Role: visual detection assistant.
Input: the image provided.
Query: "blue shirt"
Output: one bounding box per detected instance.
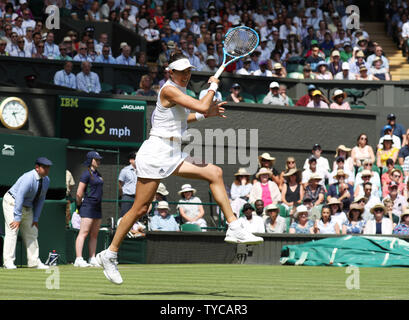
[8,169,50,222]
[380,123,406,141]
[80,169,103,204]
[73,54,92,62]
[44,42,60,59]
[76,71,101,93]
[118,164,137,195]
[115,54,136,66]
[150,214,179,231]
[54,70,77,89]
[95,55,117,64]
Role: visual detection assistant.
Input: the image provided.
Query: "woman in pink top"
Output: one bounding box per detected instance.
[249,168,281,206]
[330,89,351,110]
[351,133,376,168]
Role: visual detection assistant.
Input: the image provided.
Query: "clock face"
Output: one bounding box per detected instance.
[0,98,28,129]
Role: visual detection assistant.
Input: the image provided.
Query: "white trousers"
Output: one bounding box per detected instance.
[2,192,40,267]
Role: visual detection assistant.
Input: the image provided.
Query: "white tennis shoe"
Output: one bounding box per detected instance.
[74,257,90,268]
[96,249,123,285]
[88,257,101,267]
[224,222,264,245]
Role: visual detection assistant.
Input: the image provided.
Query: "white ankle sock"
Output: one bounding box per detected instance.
[229,219,241,229]
[106,249,118,258]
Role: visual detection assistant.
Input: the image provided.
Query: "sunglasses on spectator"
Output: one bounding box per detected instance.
[18,40,24,43]
[287,161,295,164]
[364,163,373,166]
[374,208,384,213]
[364,188,372,192]
[393,174,401,178]
[360,137,368,140]
[38,45,44,48]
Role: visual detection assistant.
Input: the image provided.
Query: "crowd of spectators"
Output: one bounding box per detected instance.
[0,0,393,97]
[227,114,409,235]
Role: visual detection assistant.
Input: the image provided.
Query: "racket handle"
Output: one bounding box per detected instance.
[214,65,225,79]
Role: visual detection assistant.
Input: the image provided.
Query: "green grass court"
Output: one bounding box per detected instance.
[0,264,408,300]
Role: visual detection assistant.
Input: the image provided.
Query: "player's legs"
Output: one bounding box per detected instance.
[109,178,160,252]
[173,161,263,244]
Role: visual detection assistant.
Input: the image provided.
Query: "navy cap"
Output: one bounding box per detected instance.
[231,83,241,89]
[128,151,136,159]
[87,151,102,160]
[387,113,396,120]
[308,84,316,91]
[336,156,345,162]
[35,157,53,166]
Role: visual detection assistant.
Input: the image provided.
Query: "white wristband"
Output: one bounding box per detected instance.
[208,82,218,92]
[195,112,206,121]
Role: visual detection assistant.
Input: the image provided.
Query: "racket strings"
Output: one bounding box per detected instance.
[225,28,258,57]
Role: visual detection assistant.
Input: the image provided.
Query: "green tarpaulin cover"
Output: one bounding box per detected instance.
[280,236,409,267]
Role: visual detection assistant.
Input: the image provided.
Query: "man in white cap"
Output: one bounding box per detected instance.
[115,45,136,66]
[150,201,179,232]
[262,81,285,105]
[201,55,217,72]
[334,62,356,80]
[239,203,265,234]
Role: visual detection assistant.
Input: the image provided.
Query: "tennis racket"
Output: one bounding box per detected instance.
[213,26,259,79]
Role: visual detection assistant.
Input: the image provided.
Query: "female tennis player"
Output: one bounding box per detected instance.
[96,53,263,284]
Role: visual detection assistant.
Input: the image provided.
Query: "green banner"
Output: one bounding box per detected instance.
[56,95,147,148]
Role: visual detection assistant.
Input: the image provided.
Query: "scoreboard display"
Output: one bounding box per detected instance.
[57,95,146,148]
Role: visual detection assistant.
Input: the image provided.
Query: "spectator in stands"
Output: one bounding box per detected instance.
[150,201,179,232]
[254,153,280,186]
[314,61,333,80]
[120,9,135,32]
[367,46,389,72]
[349,50,368,75]
[271,62,287,78]
[328,197,348,230]
[286,32,302,58]
[328,50,343,76]
[262,81,285,105]
[94,33,110,56]
[9,35,26,57]
[305,43,324,71]
[117,151,137,218]
[327,168,354,203]
[378,125,401,150]
[313,205,339,234]
[71,0,88,20]
[377,135,399,169]
[364,203,393,235]
[73,43,90,62]
[381,114,406,145]
[86,38,98,62]
[279,156,298,187]
[118,217,146,238]
[0,39,8,56]
[304,173,325,207]
[333,145,354,175]
[279,84,294,106]
[381,161,400,196]
[329,89,351,110]
[306,90,329,109]
[302,26,318,52]
[342,203,366,234]
[249,168,281,206]
[32,41,46,59]
[160,24,180,46]
[301,64,317,79]
[356,64,379,80]
[236,57,252,75]
[253,60,273,77]
[201,55,218,73]
[360,182,379,221]
[56,43,73,61]
[320,31,335,56]
[6,31,18,54]
[169,10,186,34]
[351,133,376,168]
[95,44,116,64]
[21,8,35,34]
[12,15,24,36]
[334,62,356,80]
[226,83,243,103]
[177,184,207,231]
[230,168,252,202]
[54,61,76,89]
[385,181,408,219]
[44,31,59,59]
[302,148,329,188]
[393,209,409,235]
[281,168,303,211]
[86,1,101,21]
[62,37,76,58]
[289,205,314,234]
[116,45,136,66]
[264,203,287,233]
[398,130,409,178]
[99,0,115,21]
[134,74,157,97]
[355,169,381,199]
[148,183,169,218]
[239,203,265,234]
[76,61,101,94]
[144,18,161,61]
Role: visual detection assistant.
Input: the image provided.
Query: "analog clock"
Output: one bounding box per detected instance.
[0,97,28,129]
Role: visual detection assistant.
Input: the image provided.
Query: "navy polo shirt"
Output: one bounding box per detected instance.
[80,169,103,204]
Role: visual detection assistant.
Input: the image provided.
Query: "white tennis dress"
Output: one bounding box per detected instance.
[135,79,190,179]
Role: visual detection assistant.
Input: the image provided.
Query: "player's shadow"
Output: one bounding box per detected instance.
[100,291,254,298]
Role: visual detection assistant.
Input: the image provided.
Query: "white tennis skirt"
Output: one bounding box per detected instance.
[135,135,188,179]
